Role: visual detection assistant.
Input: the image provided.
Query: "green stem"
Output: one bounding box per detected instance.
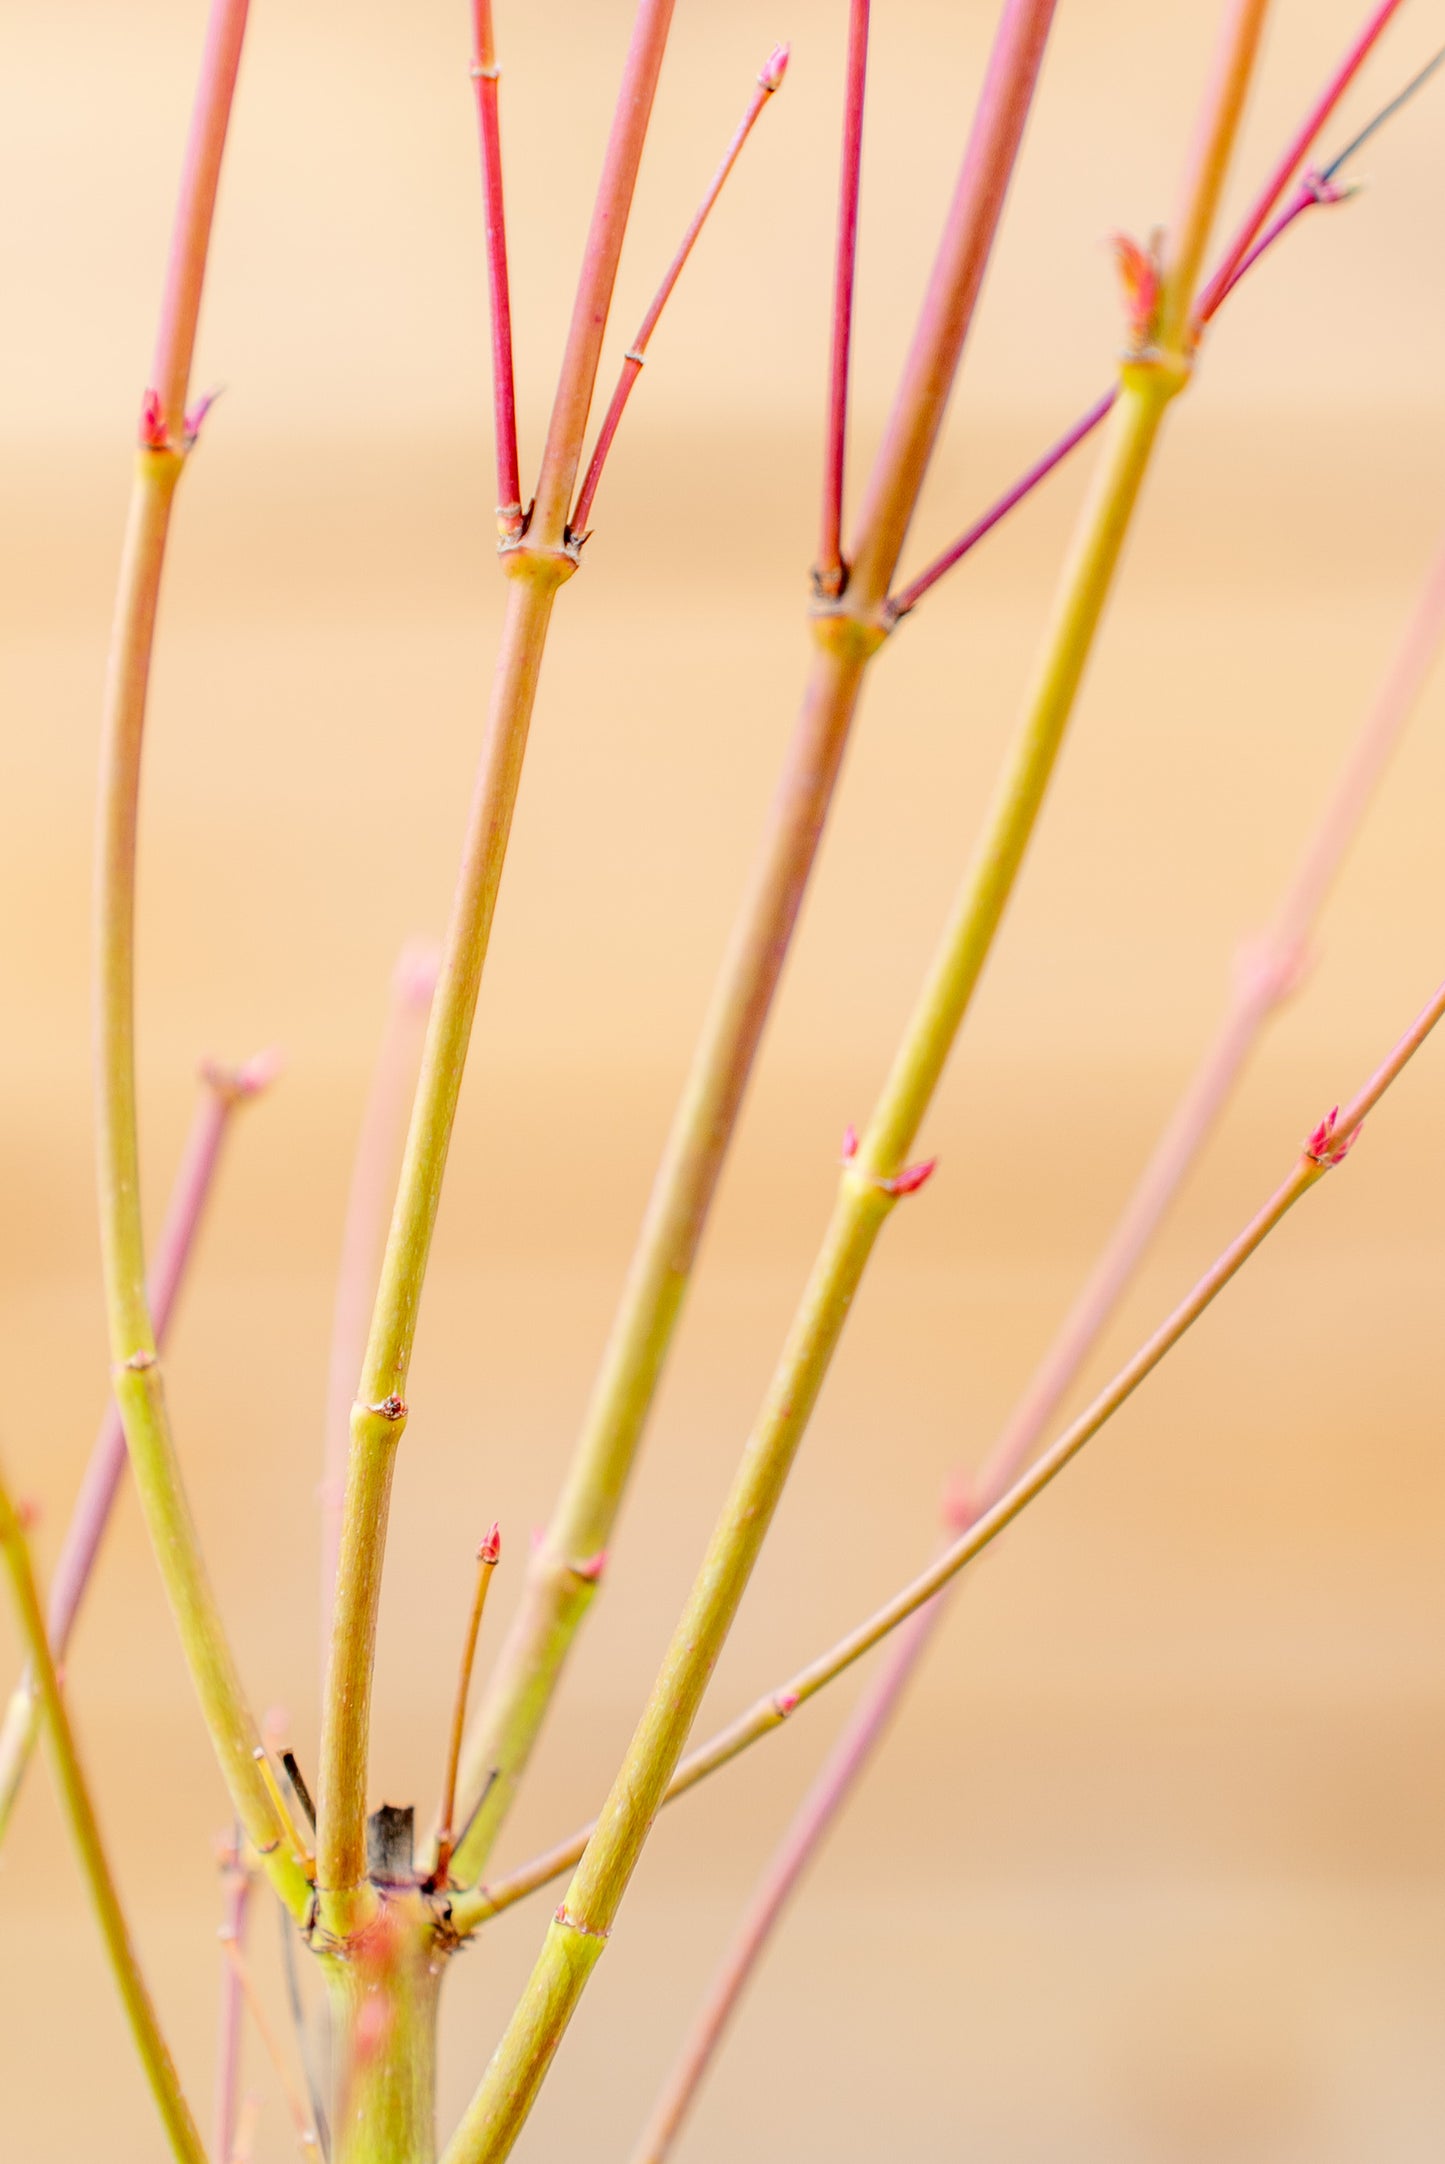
[316,559,567,1929]
[0,1457,209,2164]
[95,451,310,1920]
[323,1891,449,2164]
[444,624,876,1882]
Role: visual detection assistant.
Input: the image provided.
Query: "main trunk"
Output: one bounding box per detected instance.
[323,1891,448,2164]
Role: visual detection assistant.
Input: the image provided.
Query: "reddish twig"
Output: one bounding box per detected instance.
[816,0,871,598]
[470,1,524,538]
[213,1837,253,2164]
[530,0,679,549]
[571,41,789,537]
[433,1524,501,1891]
[842,0,1060,613]
[150,0,250,441]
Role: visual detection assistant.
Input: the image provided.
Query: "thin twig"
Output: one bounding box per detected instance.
[624,522,1445,2161]
[531,0,679,548]
[220,1934,322,2157]
[816,0,871,598]
[320,944,437,1685]
[572,41,789,537]
[92,0,309,1918]
[0,1050,277,1844]
[843,0,1062,612]
[434,1525,500,1890]
[0,1461,208,2164]
[470,0,523,536]
[215,1835,253,2164]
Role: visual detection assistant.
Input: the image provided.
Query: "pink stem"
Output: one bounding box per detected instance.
[150,0,250,441]
[629,528,1445,2160]
[843,0,1060,611]
[816,0,871,600]
[572,42,789,537]
[529,0,679,550]
[889,390,1116,618]
[319,944,438,1678]
[470,1,524,538]
[213,1842,252,2164]
[48,1053,277,1656]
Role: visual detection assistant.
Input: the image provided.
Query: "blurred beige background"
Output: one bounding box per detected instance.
[2,2,1444,2158]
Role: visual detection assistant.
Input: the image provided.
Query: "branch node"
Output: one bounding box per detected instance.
[553,1904,609,1941]
[1304,1105,1361,1169]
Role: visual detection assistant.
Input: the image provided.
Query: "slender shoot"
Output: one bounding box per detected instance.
[434,1524,501,1890]
[816,0,870,598]
[219,1934,322,2157]
[0,1461,208,2164]
[470,0,524,536]
[572,42,789,535]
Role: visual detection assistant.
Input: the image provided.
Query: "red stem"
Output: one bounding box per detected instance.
[572,42,789,536]
[150,0,250,440]
[530,0,678,549]
[816,0,871,599]
[470,1,523,537]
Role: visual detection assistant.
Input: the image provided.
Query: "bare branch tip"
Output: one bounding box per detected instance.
[760,42,791,93]
[392,938,442,1010]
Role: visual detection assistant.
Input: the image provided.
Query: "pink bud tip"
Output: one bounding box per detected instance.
[774,1689,800,1717]
[940,1476,976,1533]
[237,1045,286,1097]
[393,939,442,1011]
[1108,231,1160,340]
[138,389,169,451]
[478,1522,502,1565]
[1305,1106,1361,1169]
[882,1156,937,1198]
[572,1547,607,1584]
[183,387,222,445]
[841,1123,859,1161]
[16,1497,40,1533]
[760,42,790,90]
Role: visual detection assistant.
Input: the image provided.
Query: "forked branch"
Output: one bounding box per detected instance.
[572,40,789,536]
